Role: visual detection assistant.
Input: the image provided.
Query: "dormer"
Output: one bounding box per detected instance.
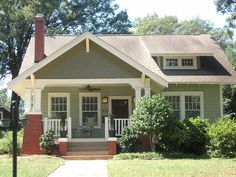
[163,56,197,69]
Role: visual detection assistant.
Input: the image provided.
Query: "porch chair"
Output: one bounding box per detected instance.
[79,117,95,136]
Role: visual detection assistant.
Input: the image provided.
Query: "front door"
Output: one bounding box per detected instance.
[111,99,129,118]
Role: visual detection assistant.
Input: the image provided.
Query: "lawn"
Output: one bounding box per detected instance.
[0,155,64,177]
[108,158,236,177]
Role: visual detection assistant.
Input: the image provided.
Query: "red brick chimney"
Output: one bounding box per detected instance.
[35,14,45,63]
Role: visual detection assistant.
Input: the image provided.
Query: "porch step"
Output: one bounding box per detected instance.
[67,150,109,156]
[62,155,114,160]
[68,142,108,151]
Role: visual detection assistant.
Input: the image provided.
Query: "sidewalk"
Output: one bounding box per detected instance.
[48,160,108,177]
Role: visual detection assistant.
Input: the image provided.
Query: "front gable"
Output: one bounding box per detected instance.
[35,40,141,79]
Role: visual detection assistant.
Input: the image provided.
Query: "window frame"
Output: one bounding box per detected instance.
[163,56,197,70]
[48,93,70,118]
[79,92,101,128]
[0,111,3,120]
[162,91,204,120]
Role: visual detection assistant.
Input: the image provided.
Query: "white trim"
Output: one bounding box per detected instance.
[0,111,3,120]
[163,56,197,70]
[151,53,213,56]
[70,138,106,143]
[79,92,101,128]
[58,138,68,143]
[220,84,223,117]
[162,91,204,120]
[8,32,168,89]
[108,96,132,118]
[25,112,42,115]
[0,103,10,112]
[108,137,118,141]
[48,92,70,118]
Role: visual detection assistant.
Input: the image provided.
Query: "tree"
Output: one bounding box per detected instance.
[215,0,236,28]
[0,88,10,108]
[0,0,132,120]
[131,95,172,151]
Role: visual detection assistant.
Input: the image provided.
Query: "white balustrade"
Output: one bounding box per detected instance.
[43,117,72,139]
[114,118,130,136]
[105,117,109,140]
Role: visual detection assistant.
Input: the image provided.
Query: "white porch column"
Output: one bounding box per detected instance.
[34,88,42,113]
[134,87,142,103]
[25,88,32,113]
[144,88,151,96]
[144,78,151,97]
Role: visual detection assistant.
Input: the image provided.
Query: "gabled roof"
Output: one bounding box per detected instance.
[8,32,168,88]
[0,102,10,112]
[8,32,236,90]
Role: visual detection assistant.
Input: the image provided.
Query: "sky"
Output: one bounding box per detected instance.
[116,0,227,28]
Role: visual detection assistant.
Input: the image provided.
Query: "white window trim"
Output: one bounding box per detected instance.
[163,56,197,70]
[48,93,70,118]
[162,91,204,120]
[0,111,3,120]
[79,92,101,128]
[108,96,132,118]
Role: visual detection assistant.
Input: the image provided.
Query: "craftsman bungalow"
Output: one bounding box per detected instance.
[7,14,236,155]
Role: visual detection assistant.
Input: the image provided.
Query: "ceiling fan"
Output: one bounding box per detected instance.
[80,85,101,92]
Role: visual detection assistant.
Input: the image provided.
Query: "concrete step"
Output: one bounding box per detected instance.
[68,146,108,152]
[67,150,109,156]
[62,155,114,160]
[68,142,108,147]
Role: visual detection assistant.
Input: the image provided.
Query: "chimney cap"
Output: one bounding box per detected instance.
[35,13,44,18]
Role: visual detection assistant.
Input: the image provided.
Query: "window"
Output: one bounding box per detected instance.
[182,58,193,66]
[163,56,197,69]
[185,96,201,119]
[0,112,3,120]
[79,93,101,128]
[162,92,203,120]
[165,96,180,119]
[166,58,178,67]
[48,93,70,119]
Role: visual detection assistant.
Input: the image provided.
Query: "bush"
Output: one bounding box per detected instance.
[131,95,172,151]
[40,130,55,155]
[182,118,209,155]
[208,118,236,158]
[0,130,23,155]
[114,152,163,160]
[118,127,139,153]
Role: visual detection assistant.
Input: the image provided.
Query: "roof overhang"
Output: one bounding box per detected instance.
[8,32,168,90]
[151,53,213,56]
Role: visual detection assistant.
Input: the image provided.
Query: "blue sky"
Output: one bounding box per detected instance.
[116,0,227,28]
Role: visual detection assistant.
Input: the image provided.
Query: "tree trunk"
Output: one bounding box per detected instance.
[149,135,156,152]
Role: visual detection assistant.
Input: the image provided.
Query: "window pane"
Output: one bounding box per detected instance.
[182,58,193,66]
[185,96,200,119]
[166,59,178,67]
[165,96,180,119]
[50,96,68,118]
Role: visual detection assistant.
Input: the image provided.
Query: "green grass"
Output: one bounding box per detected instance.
[0,155,64,177]
[108,158,236,177]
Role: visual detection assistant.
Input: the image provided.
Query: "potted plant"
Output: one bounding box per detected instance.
[108,114,115,137]
[60,116,67,138]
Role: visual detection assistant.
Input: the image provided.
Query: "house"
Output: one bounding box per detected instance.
[7,14,236,155]
[0,102,11,129]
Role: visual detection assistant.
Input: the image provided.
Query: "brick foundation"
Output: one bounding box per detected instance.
[59,138,68,156]
[21,114,43,154]
[108,137,117,155]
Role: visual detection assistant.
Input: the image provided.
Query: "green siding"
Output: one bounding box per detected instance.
[41,86,134,129]
[163,84,221,121]
[35,40,141,79]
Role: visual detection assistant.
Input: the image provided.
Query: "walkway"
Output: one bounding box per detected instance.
[48,160,108,177]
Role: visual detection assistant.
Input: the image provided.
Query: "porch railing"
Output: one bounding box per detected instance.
[43,117,72,140]
[114,118,130,136]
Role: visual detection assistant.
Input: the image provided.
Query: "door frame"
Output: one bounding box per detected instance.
[79,92,101,128]
[108,96,132,118]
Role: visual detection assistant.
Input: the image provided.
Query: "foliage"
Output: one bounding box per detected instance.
[182,118,209,155]
[118,127,139,153]
[131,95,172,151]
[39,130,55,155]
[0,130,23,155]
[208,118,236,157]
[215,0,236,28]
[0,0,132,119]
[114,152,163,160]
[0,88,10,108]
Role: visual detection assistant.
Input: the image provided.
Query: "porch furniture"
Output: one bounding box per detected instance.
[79,117,95,136]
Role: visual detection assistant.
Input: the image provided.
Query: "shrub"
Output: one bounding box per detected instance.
[118,127,139,153]
[114,152,163,160]
[131,95,172,151]
[40,130,55,155]
[208,118,236,158]
[0,130,23,155]
[182,118,209,155]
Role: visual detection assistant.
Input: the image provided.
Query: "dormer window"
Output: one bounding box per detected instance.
[163,56,197,69]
